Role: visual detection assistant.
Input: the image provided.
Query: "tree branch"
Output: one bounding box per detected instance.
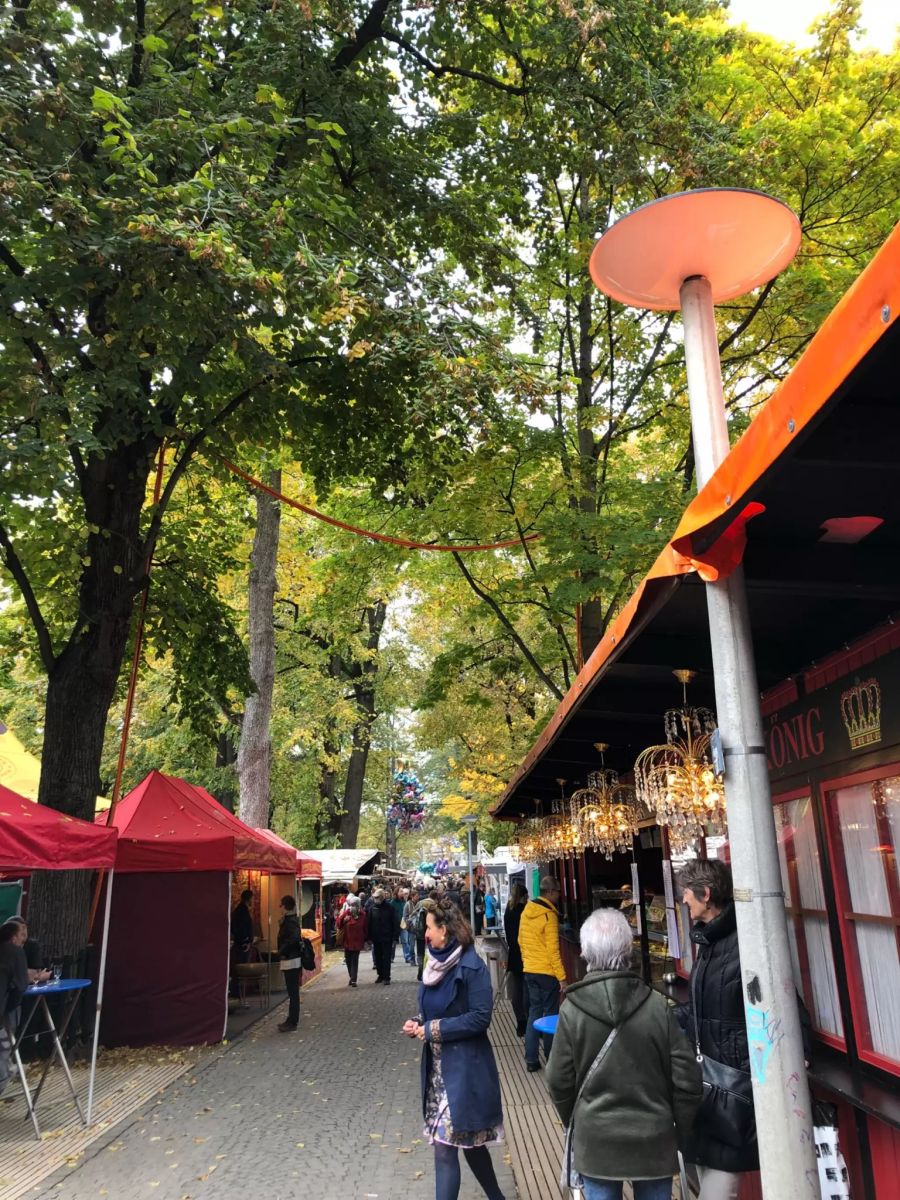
[381,28,527,96]
[717,278,776,357]
[451,552,563,701]
[141,376,272,556]
[0,522,56,671]
[128,0,147,89]
[330,0,394,73]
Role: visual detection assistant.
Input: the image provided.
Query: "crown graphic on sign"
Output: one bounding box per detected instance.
[840,678,881,750]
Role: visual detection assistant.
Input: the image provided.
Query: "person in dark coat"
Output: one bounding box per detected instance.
[677,859,764,1199]
[502,884,529,1037]
[547,908,702,1200]
[336,894,368,986]
[277,895,303,1032]
[368,889,400,984]
[0,920,49,1093]
[403,897,506,1200]
[230,889,254,960]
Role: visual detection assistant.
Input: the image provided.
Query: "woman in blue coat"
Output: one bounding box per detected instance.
[402,896,506,1200]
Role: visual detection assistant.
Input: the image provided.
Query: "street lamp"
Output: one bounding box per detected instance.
[590,189,815,1200]
[460,814,478,932]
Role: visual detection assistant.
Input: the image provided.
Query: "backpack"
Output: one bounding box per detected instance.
[300,937,316,972]
[411,903,427,938]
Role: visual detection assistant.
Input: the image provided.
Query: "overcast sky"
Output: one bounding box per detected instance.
[727,0,897,50]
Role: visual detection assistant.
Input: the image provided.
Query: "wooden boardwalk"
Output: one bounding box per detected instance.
[489,993,683,1200]
[0,1045,205,1200]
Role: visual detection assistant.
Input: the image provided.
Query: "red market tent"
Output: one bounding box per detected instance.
[108,770,296,872]
[0,784,117,870]
[254,828,322,879]
[0,784,118,1128]
[100,771,295,1047]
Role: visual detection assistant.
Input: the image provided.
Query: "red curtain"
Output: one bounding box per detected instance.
[100,871,228,1046]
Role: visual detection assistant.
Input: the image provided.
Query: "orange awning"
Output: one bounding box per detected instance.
[493,222,900,819]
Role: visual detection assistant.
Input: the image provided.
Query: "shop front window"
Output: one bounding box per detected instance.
[773,793,844,1045]
[825,770,900,1072]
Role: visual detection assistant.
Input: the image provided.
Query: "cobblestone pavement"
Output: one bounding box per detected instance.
[36,956,517,1200]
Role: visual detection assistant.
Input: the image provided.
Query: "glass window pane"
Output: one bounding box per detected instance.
[774,796,843,1042]
[832,775,900,1067]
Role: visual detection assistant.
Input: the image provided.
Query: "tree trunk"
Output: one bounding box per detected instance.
[237,469,281,830]
[216,727,239,812]
[314,731,341,845]
[337,600,386,848]
[30,438,159,955]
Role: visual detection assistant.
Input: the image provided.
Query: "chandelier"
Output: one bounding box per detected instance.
[634,670,726,850]
[570,744,638,860]
[539,780,581,860]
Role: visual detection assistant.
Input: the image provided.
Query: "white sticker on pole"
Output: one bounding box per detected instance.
[630,862,641,934]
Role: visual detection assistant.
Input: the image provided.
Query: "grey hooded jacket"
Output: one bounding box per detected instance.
[546,970,702,1181]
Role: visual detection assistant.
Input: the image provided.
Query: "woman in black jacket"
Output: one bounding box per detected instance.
[678,859,753,1200]
[502,884,528,1037]
[277,895,303,1032]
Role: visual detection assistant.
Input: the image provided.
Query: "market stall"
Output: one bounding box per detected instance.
[493,223,900,1195]
[0,782,118,1130]
[100,770,295,1046]
[313,848,382,947]
[254,829,323,981]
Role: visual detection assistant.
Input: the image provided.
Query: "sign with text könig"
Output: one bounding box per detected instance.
[764,647,900,784]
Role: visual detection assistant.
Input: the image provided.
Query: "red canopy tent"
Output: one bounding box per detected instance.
[100,771,295,1046]
[0,784,118,1128]
[254,828,322,879]
[0,784,117,870]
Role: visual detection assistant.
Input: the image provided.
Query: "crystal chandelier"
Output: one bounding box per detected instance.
[570,744,638,860]
[539,780,581,860]
[634,670,726,850]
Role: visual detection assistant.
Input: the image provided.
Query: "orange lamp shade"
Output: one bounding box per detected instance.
[589,189,801,311]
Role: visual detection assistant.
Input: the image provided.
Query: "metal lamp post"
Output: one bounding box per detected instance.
[590,189,816,1200]
[461,814,478,931]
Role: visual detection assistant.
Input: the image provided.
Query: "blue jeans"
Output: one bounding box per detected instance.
[523,972,559,1066]
[581,1177,672,1200]
[399,927,415,964]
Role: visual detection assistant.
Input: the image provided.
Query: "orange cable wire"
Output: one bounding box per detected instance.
[213,455,541,552]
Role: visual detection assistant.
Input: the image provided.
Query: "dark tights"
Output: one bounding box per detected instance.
[433,1142,505,1200]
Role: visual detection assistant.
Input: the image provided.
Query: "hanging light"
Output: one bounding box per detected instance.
[570,744,639,860]
[538,780,578,860]
[634,670,726,850]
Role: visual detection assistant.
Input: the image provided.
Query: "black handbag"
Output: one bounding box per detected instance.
[691,963,755,1148]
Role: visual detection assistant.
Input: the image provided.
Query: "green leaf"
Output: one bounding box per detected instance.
[91,87,120,114]
[142,34,168,53]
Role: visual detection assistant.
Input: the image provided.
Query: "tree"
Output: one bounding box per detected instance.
[237,469,281,829]
[0,0,524,948]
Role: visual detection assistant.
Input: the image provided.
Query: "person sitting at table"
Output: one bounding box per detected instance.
[6,915,45,976]
[0,920,50,1094]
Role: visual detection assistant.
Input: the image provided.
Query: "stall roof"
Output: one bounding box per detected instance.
[494,222,900,818]
[254,828,322,879]
[313,848,382,884]
[0,784,117,871]
[108,771,297,873]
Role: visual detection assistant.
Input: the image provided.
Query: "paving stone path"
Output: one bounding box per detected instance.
[36,956,517,1200]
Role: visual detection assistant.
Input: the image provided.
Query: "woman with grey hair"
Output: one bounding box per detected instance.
[546,908,702,1200]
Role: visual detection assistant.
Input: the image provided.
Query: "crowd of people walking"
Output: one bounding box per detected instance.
[319,860,790,1200]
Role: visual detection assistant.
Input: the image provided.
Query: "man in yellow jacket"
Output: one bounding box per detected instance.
[519,876,566,1071]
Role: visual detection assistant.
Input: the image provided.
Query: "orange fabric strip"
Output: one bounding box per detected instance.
[214,456,541,553]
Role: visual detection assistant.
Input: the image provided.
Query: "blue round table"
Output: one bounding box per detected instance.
[13,978,92,1137]
[533,1014,559,1036]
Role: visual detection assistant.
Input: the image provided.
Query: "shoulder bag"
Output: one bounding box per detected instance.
[690,959,755,1148]
[559,993,648,1193]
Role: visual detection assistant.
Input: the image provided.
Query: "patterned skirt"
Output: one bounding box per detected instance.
[423,1044,505,1149]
